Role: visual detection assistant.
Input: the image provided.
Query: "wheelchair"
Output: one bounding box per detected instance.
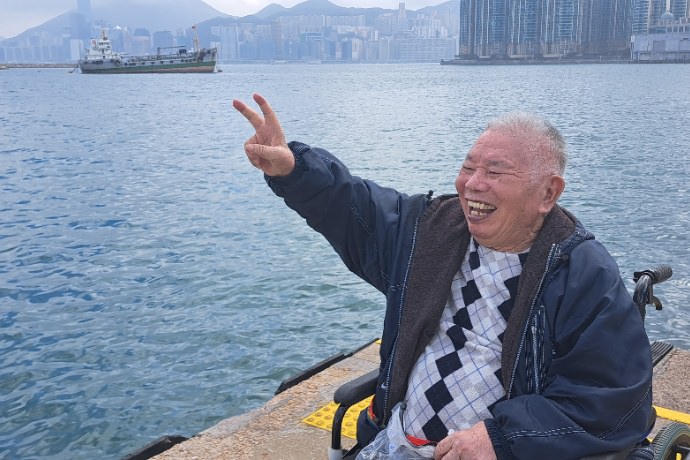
[329,265,690,460]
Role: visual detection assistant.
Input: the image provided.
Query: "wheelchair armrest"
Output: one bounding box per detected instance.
[330,369,379,458]
[334,368,379,406]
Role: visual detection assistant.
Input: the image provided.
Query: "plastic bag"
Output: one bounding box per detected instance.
[356,402,435,460]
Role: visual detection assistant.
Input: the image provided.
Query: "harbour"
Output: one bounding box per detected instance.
[0,63,688,459]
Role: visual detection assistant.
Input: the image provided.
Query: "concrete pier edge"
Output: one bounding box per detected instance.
[141,342,689,460]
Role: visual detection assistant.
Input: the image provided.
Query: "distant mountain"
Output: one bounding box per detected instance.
[2,0,226,42]
[1,0,454,45]
[92,0,226,31]
[253,0,458,22]
[417,0,459,15]
[282,0,352,15]
[188,0,456,48]
[3,12,75,44]
[253,3,288,20]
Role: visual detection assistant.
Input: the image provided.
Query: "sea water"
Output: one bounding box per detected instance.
[0,63,688,459]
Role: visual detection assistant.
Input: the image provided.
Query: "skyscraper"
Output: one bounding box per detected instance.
[506,0,541,57]
[71,0,92,40]
[77,0,92,26]
[580,0,632,55]
[670,0,690,18]
[632,0,668,33]
[459,0,655,59]
[540,0,583,55]
[458,0,510,58]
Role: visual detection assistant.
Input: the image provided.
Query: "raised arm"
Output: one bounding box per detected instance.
[232,93,295,177]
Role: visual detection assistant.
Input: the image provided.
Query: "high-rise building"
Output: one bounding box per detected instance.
[70,0,92,40]
[580,0,632,55]
[632,0,669,33]
[77,0,92,25]
[539,0,583,56]
[458,0,474,56]
[215,25,239,62]
[505,0,541,57]
[605,0,634,51]
[670,0,690,18]
[459,0,649,59]
[131,28,151,55]
[152,31,174,51]
[459,0,510,58]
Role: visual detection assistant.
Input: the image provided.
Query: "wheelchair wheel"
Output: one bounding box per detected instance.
[651,421,690,460]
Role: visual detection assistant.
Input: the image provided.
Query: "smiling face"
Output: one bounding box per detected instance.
[455,129,565,252]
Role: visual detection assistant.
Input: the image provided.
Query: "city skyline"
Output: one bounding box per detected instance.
[0,0,446,39]
[2,0,688,64]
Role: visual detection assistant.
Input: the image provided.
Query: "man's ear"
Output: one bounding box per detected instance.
[539,175,565,213]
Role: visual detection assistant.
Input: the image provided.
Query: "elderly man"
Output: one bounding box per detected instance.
[233,94,653,460]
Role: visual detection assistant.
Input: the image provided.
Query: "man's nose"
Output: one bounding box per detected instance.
[464,170,487,190]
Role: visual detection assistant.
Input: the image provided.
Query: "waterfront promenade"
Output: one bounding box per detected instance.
[146,342,690,460]
[2,63,75,68]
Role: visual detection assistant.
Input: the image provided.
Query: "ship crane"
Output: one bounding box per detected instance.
[156,46,189,58]
[192,24,201,53]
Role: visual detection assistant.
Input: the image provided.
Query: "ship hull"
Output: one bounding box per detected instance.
[80,59,216,74]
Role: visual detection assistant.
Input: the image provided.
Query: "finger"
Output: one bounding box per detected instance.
[245,143,277,159]
[244,143,269,165]
[231,99,246,111]
[244,143,263,168]
[434,437,451,460]
[253,93,281,128]
[233,99,265,130]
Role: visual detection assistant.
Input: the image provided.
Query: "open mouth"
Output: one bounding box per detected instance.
[467,199,496,217]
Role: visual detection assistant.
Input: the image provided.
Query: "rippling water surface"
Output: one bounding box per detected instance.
[0,64,688,459]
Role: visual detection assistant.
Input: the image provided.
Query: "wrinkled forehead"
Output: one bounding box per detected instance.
[463,150,518,169]
[463,129,531,163]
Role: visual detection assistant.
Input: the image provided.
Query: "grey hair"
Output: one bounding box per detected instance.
[486,112,567,178]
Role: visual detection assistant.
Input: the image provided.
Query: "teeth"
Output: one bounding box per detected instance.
[467,200,495,210]
[467,200,496,216]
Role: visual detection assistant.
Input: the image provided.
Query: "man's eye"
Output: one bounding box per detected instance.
[461,165,474,173]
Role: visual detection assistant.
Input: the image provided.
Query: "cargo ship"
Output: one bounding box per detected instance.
[79,27,217,74]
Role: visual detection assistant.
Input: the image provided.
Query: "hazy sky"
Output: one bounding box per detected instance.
[0,0,443,39]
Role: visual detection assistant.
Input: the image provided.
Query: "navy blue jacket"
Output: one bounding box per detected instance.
[268,142,653,460]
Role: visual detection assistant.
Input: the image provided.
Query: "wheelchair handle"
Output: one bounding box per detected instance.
[633,265,673,285]
[632,265,672,318]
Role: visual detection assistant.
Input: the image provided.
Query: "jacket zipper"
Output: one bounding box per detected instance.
[507,244,559,399]
[531,306,545,394]
[382,217,420,426]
